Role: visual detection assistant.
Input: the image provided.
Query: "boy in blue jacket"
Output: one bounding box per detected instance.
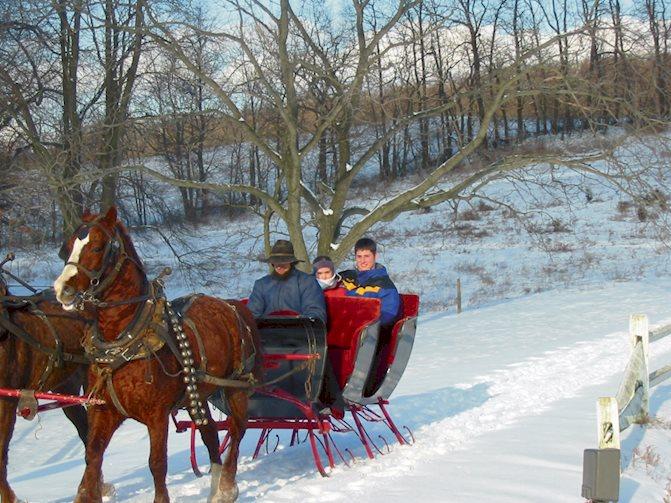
[339,237,400,328]
[248,239,343,418]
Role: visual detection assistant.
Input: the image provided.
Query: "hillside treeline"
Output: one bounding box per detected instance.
[0,0,670,256]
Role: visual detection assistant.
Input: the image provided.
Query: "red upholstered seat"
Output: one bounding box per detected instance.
[324,296,381,389]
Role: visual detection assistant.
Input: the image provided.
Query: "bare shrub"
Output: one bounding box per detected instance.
[480,274,495,286]
[617,200,633,214]
[576,252,600,270]
[459,208,481,221]
[548,241,573,252]
[455,262,487,275]
[370,225,396,242]
[550,219,571,233]
[637,205,649,222]
[454,223,490,238]
[542,264,568,275]
[477,200,495,212]
[631,445,661,471]
[664,477,671,503]
[635,414,671,429]
[427,221,450,233]
[642,188,668,211]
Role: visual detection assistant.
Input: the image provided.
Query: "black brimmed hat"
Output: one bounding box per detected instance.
[262,239,302,265]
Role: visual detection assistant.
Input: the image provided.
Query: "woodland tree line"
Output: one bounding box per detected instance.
[1,0,670,266]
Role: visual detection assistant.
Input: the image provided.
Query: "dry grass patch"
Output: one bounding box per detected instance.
[632,445,661,471]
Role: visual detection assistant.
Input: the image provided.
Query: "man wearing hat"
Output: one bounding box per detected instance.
[248,239,326,321]
[248,240,344,418]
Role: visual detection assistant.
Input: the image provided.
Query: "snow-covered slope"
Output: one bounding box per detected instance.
[8,279,671,502]
[4,131,671,501]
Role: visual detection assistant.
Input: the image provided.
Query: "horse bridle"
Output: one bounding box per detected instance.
[59,219,130,309]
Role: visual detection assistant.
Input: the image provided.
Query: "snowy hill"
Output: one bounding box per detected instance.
[4,132,671,501]
[7,280,671,502]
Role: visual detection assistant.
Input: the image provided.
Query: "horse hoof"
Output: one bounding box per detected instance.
[73,488,101,503]
[207,484,239,503]
[0,489,20,503]
[101,482,116,498]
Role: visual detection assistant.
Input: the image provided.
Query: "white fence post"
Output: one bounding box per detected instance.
[583,316,671,501]
[630,314,650,420]
[597,397,620,449]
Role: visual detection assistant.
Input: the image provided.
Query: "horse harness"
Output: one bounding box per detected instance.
[84,278,259,424]
[0,291,90,391]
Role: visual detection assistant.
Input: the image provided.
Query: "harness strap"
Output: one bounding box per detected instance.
[90,365,130,417]
[0,314,89,364]
[106,375,130,417]
[196,360,310,390]
[95,294,152,309]
[198,372,258,389]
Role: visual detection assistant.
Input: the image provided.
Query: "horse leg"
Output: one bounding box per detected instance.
[0,398,19,503]
[63,404,88,444]
[147,414,171,503]
[61,405,115,497]
[209,389,247,503]
[198,405,223,468]
[74,408,124,503]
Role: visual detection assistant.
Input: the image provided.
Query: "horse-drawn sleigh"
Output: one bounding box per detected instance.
[0,207,419,502]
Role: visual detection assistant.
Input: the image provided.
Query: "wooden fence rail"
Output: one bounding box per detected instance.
[582,314,671,502]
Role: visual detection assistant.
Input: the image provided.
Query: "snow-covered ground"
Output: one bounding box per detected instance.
[6,280,671,502]
[4,131,671,501]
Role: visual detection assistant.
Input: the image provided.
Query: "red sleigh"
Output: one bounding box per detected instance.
[173,293,420,475]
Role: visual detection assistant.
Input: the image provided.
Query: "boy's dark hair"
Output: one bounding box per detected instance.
[354,237,377,254]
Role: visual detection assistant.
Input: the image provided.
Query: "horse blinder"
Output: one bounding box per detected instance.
[58,242,69,262]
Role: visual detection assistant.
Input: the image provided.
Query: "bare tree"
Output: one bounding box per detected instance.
[0,0,147,233]
[96,0,146,210]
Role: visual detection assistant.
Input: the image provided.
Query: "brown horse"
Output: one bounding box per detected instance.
[54,206,262,503]
[0,260,91,503]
